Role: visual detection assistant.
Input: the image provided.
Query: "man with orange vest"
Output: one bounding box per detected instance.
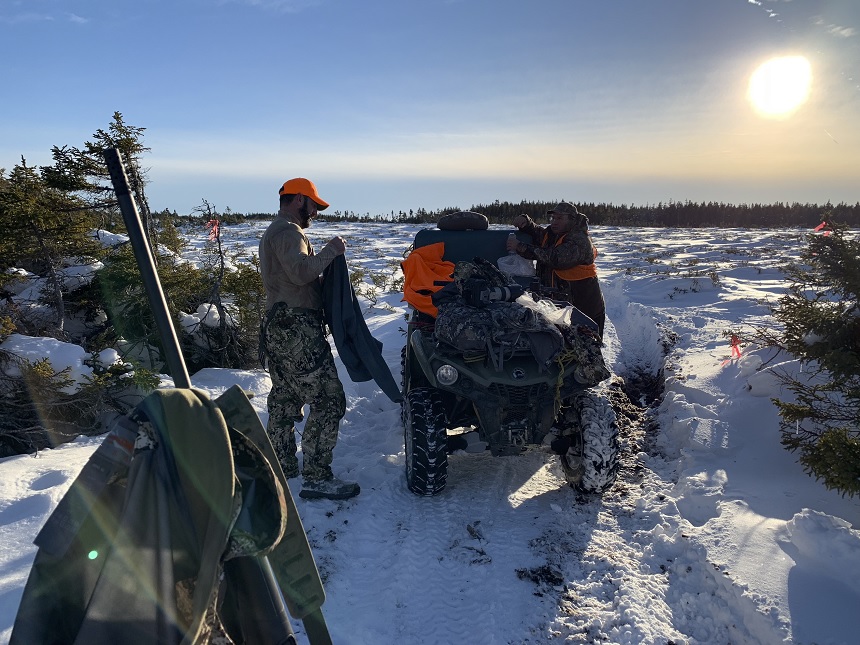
[506,201,606,339]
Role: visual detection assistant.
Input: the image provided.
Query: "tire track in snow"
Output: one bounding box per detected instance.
[508,280,785,644]
[440,449,567,642]
[516,430,782,644]
[300,448,583,644]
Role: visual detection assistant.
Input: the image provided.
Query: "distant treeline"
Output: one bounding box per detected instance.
[461,199,860,229]
[174,199,860,229]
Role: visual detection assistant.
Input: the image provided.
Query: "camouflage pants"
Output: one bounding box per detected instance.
[263,306,346,482]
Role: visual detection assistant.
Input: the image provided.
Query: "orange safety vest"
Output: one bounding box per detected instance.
[541,231,598,282]
[400,242,455,317]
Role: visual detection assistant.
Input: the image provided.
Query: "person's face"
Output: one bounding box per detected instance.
[549,212,572,235]
[296,195,318,229]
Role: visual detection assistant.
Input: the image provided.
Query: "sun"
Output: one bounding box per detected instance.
[748,56,812,118]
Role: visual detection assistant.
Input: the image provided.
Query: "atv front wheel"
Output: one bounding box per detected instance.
[559,389,620,494]
[403,387,448,496]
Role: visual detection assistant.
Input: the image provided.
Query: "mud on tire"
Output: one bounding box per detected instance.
[403,387,448,496]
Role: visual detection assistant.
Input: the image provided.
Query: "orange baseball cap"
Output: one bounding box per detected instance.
[278,177,330,210]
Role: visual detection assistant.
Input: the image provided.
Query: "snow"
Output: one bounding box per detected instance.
[2,222,859,644]
[1,333,93,394]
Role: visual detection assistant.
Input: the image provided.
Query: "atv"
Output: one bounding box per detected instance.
[401,225,620,496]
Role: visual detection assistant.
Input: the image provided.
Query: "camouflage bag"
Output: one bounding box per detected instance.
[433,259,610,384]
[434,299,566,369]
[433,260,565,370]
[451,257,510,288]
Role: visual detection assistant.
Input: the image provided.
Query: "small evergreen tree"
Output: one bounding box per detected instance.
[153,208,186,255]
[96,243,209,373]
[768,220,860,497]
[41,111,155,243]
[0,347,158,457]
[0,160,101,337]
[221,252,265,366]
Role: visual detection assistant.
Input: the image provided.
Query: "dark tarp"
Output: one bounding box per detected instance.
[322,254,403,403]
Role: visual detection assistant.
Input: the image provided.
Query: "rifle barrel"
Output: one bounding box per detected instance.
[102,148,191,389]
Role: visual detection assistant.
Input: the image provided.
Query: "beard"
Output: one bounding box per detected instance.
[299,201,313,229]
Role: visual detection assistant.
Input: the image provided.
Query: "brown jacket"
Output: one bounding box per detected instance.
[259,216,338,311]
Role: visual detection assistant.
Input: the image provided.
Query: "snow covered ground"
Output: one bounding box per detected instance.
[2,221,859,644]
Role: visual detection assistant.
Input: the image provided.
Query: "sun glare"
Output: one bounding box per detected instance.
[748,56,812,118]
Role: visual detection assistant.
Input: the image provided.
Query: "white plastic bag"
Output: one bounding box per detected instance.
[515,294,573,326]
[497,253,535,278]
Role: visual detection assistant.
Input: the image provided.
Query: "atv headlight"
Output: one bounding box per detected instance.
[436,364,459,386]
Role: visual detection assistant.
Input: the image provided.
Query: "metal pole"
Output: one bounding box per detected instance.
[102,148,191,389]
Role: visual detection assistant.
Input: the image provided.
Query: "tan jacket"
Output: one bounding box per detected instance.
[259,216,337,311]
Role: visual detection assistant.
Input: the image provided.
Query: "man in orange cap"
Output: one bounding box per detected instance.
[506,201,605,339]
[259,178,359,500]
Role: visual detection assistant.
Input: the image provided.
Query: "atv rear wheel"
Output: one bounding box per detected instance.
[403,387,448,496]
[559,389,619,494]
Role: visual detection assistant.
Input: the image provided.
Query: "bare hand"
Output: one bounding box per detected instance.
[506,236,520,253]
[512,214,528,229]
[327,236,346,255]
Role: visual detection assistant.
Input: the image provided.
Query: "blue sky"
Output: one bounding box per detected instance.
[2,0,858,216]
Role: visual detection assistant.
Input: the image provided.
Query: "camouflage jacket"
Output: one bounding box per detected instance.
[516,215,596,286]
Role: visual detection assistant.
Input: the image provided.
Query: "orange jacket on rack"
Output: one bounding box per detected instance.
[401,242,455,317]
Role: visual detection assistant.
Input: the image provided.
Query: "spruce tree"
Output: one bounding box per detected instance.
[769,221,860,497]
[0,160,101,336]
[41,111,155,243]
